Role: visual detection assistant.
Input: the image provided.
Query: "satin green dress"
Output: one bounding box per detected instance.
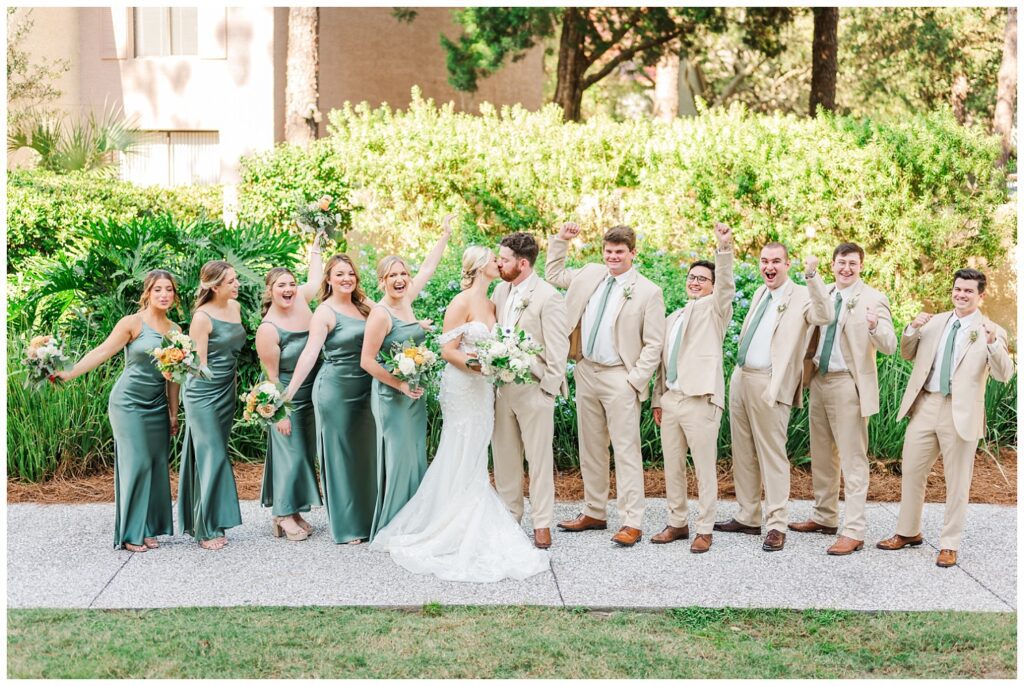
[259,324,323,517]
[369,313,428,540]
[177,312,246,541]
[314,309,377,543]
[109,322,175,548]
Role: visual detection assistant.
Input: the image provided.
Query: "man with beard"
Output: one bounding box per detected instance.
[714,242,833,552]
[491,232,569,549]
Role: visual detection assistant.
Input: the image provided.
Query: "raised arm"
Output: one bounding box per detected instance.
[360,307,423,399]
[54,315,136,381]
[298,231,326,303]
[544,222,581,290]
[255,322,282,384]
[866,293,898,356]
[712,223,736,319]
[802,255,834,326]
[409,213,455,301]
[901,312,932,361]
[283,306,334,400]
[984,322,1015,383]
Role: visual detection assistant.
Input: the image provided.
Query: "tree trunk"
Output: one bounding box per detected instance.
[809,7,839,117]
[285,7,319,146]
[994,7,1016,168]
[951,73,969,125]
[554,8,588,122]
[652,50,681,122]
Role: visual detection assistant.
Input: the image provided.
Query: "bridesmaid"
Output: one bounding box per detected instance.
[286,253,378,544]
[177,260,246,550]
[361,215,454,540]
[255,233,326,541]
[55,270,181,552]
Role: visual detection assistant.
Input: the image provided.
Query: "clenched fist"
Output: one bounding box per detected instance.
[864,304,878,331]
[910,311,933,330]
[714,222,733,249]
[557,222,581,241]
[982,322,997,344]
[803,254,820,275]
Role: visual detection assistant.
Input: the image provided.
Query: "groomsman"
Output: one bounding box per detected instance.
[878,268,1013,567]
[714,242,833,551]
[546,222,665,546]
[650,222,735,554]
[491,232,570,550]
[788,243,897,555]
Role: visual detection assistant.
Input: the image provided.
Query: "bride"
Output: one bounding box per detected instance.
[369,246,550,582]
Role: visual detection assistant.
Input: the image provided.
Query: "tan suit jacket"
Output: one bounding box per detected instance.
[652,248,735,410]
[897,311,1014,441]
[491,275,570,398]
[738,274,834,407]
[544,235,666,401]
[802,280,898,417]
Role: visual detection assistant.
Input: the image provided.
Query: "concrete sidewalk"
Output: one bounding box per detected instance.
[7,499,1015,612]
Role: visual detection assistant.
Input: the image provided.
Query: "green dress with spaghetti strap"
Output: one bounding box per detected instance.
[108,321,175,547]
[177,312,246,541]
[369,312,428,540]
[259,323,323,517]
[313,309,377,543]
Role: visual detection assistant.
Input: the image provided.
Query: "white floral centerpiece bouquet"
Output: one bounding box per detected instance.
[149,331,209,383]
[22,334,72,388]
[382,338,442,392]
[475,325,544,387]
[241,380,292,426]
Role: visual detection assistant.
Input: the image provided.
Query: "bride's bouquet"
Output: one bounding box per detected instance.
[149,331,209,383]
[382,339,442,392]
[22,334,72,389]
[475,325,544,387]
[240,380,292,426]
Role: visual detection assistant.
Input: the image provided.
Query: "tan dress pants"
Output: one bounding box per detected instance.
[660,390,721,534]
[492,383,556,530]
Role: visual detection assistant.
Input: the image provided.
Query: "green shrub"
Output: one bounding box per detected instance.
[6,170,221,272]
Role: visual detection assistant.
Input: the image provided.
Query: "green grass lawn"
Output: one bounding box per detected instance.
[7,606,1016,679]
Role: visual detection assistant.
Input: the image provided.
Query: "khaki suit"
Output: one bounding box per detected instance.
[490,275,570,530]
[730,274,833,533]
[545,236,666,528]
[803,280,898,539]
[894,311,1013,550]
[651,249,734,534]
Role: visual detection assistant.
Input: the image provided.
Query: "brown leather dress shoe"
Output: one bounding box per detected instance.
[762,529,786,551]
[876,533,924,550]
[557,514,608,532]
[533,528,552,549]
[936,549,958,567]
[650,525,689,544]
[826,535,864,556]
[788,519,839,535]
[611,526,642,547]
[690,533,713,554]
[713,518,761,535]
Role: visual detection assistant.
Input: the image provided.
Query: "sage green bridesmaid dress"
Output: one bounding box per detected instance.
[313,309,377,543]
[259,324,323,517]
[369,313,428,540]
[177,312,246,541]
[109,322,174,548]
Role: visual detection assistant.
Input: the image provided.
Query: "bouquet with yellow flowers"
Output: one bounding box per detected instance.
[241,380,292,426]
[293,191,347,242]
[381,338,441,392]
[22,334,72,388]
[149,331,209,383]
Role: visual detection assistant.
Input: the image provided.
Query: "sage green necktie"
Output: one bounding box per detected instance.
[666,307,689,383]
[736,291,771,368]
[818,293,844,375]
[939,319,961,396]
[585,276,616,358]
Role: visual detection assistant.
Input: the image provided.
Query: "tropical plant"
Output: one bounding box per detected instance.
[7,103,140,175]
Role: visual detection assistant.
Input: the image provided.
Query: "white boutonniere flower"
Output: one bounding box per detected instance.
[969,330,978,343]
[623,285,635,301]
[776,302,787,314]
[846,295,859,310]
[515,297,531,314]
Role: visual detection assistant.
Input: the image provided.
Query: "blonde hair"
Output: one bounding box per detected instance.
[376,255,408,285]
[261,267,296,317]
[319,253,371,317]
[139,269,180,311]
[460,246,492,290]
[193,260,234,311]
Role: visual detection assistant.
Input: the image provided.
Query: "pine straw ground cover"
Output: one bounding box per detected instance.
[8,448,1016,506]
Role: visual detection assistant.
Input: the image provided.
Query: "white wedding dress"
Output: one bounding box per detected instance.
[369,321,550,583]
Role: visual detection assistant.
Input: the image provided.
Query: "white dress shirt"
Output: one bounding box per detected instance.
[919,309,982,392]
[581,268,634,366]
[812,284,853,371]
[743,281,787,370]
[502,273,537,327]
[665,304,691,392]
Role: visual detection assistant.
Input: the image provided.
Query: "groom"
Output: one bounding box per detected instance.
[492,232,570,549]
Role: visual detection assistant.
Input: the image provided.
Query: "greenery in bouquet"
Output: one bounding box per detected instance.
[292,191,348,244]
[241,380,292,427]
[21,334,72,389]
[475,325,544,387]
[149,330,209,384]
[382,338,442,392]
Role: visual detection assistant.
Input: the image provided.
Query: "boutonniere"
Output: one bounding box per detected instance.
[515,297,531,314]
[846,295,859,310]
[969,330,978,343]
[776,302,787,314]
[622,285,635,301]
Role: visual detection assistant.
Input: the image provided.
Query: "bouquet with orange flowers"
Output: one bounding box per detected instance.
[149,331,209,383]
[293,191,346,242]
[240,380,292,426]
[381,338,441,392]
[22,334,72,388]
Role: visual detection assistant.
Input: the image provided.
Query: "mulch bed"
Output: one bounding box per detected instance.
[8,448,1016,506]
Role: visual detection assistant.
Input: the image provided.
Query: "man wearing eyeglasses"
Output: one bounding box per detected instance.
[788,243,897,556]
[650,222,735,553]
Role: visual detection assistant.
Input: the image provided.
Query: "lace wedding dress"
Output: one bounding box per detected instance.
[369,321,550,582]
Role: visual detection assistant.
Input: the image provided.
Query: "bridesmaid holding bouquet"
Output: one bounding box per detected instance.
[177,260,246,550]
[361,215,454,540]
[55,270,181,552]
[255,233,326,541]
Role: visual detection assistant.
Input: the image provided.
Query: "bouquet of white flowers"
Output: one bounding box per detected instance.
[149,330,209,384]
[292,192,346,242]
[475,325,544,387]
[22,334,72,389]
[382,339,442,392]
[241,380,292,426]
